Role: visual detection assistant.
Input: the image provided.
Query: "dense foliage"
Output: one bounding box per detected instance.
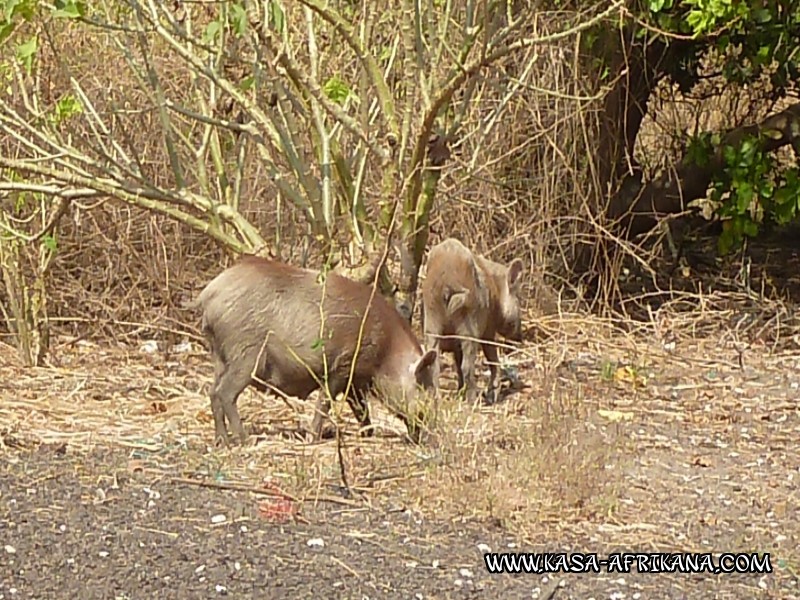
[640,0,800,252]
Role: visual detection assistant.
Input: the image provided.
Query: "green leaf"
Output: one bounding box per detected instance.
[738,138,757,165]
[41,234,58,252]
[230,3,247,37]
[722,144,737,166]
[269,0,285,34]
[685,10,708,34]
[754,7,771,23]
[718,228,735,255]
[0,22,14,44]
[686,134,713,167]
[52,0,87,19]
[323,75,350,105]
[239,75,254,91]
[15,35,37,74]
[734,182,754,212]
[742,219,758,237]
[53,93,83,124]
[773,186,792,205]
[203,20,221,44]
[773,188,797,223]
[5,0,34,22]
[582,29,598,52]
[600,360,616,381]
[4,0,18,22]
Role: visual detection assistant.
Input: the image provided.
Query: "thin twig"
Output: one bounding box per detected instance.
[170,476,362,507]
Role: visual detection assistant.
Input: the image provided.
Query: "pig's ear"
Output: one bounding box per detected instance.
[414,349,438,379]
[507,258,523,288]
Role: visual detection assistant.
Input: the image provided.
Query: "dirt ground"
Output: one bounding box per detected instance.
[1,303,799,599]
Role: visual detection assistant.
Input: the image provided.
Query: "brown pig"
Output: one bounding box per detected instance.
[421,238,524,404]
[194,256,438,446]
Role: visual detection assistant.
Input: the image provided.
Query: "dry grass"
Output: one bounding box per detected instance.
[3,295,799,578]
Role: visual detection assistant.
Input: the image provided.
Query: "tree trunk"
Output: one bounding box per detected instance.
[573,28,692,279]
[594,27,683,206]
[394,134,452,323]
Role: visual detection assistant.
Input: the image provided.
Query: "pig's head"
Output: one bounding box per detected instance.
[375,347,438,442]
[496,258,524,342]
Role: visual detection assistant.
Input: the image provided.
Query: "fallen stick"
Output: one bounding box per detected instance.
[171,476,363,507]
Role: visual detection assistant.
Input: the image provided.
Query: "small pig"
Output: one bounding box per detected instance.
[421,238,524,404]
[193,255,438,446]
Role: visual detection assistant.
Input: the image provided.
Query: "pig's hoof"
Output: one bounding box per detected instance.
[307,421,337,441]
[320,422,338,439]
[415,429,440,448]
[214,434,232,448]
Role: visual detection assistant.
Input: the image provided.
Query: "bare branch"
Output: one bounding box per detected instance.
[0,157,253,252]
[407,0,625,213]
[295,0,399,144]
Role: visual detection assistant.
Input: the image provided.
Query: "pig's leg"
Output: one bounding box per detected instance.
[210,356,229,445]
[424,336,442,399]
[453,344,465,392]
[459,340,480,405]
[345,388,373,437]
[480,341,499,405]
[211,360,251,445]
[422,311,442,399]
[309,368,344,440]
[310,394,332,440]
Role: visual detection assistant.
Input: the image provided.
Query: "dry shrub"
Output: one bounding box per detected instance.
[430,16,589,296]
[399,342,622,531]
[1,14,327,344]
[4,3,795,350]
[2,8,596,347]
